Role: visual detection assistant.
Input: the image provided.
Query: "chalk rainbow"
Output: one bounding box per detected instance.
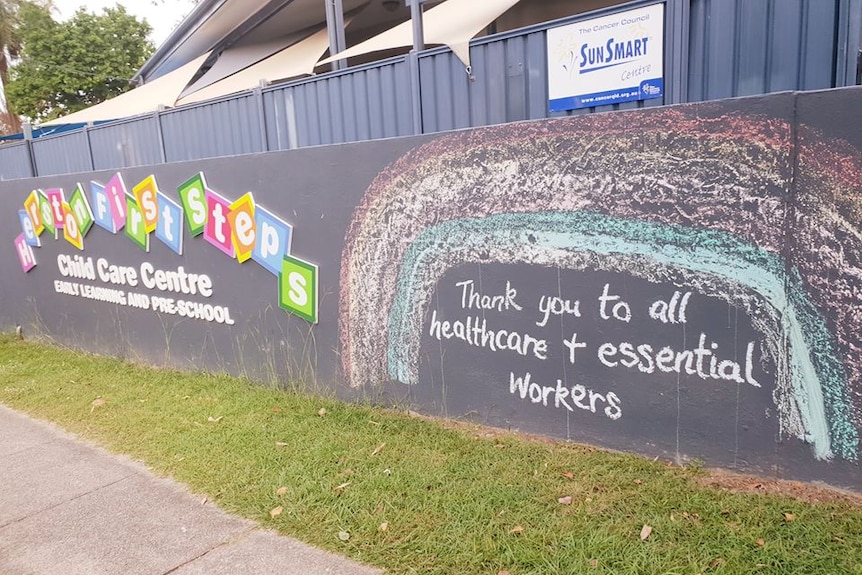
[340,108,862,461]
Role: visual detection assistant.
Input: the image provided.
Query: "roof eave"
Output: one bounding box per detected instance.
[133,0,229,84]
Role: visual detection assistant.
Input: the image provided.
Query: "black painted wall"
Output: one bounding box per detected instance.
[2,88,862,489]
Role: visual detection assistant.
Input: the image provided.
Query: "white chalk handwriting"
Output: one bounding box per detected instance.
[509,371,622,420]
[428,278,765,419]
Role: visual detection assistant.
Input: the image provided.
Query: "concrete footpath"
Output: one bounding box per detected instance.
[0,404,383,575]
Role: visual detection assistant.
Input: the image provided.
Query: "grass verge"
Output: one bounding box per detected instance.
[0,334,860,575]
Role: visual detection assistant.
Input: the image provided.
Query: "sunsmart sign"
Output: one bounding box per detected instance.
[13,172,318,324]
[547,3,664,112]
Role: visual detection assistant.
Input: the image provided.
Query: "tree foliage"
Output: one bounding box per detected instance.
[0,1,24,86]
[5,3,154,122]
[0,0,51,85]
[0,0,53,132]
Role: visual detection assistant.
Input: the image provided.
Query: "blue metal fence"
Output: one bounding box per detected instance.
[1,0,858,180]
[418,29,549,131]
[0,142,33,181]
[160,94,265,162]
[688,0,839,101]
[89,115,163,170]
[264,57,414,150]
[30,130,91,177]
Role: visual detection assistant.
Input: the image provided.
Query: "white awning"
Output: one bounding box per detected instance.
[180,35,301,98]
[319,0,521,68]
[42,53,210,126]
[176,26,331,106]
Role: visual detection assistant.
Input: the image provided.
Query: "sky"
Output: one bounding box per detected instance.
[52,0,199,46]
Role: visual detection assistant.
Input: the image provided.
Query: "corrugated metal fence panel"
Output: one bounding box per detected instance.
[0,143,34,181]
[31,130,91,176]
[419,29,548,133]
[264,58,414,150]
[837,0,862,86]
[160,94,264,162]
[688,0,838,101]
[89,116,162,171]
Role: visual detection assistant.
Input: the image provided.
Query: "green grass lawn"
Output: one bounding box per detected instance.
[0,334,860,575]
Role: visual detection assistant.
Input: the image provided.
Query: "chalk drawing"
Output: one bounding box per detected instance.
[339,109,862,462]
[383,212,851,461]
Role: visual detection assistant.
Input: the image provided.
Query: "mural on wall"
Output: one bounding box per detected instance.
[340,104,862,468]
[5,89,862,488]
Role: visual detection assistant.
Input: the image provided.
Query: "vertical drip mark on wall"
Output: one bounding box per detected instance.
[436,287,447,417]
[478,262,487,325]
[782,88,799,461]
[733,305,741,468]
[556,266,571,440]
[676,320,685,465]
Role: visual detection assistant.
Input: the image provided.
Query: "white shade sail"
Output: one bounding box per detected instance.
[42,53,210,126]
[176,26,331,106]
[180,35,302,98]
[319,0,521,68]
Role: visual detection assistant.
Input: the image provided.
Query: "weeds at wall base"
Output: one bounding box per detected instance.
[0,334,860,575]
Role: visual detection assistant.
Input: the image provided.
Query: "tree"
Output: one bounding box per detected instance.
[0,1,23,94]
[5,4,153,122]
[0,0,52,132]
[0,109,19,133]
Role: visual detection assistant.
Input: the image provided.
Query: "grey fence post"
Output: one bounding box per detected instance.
[665,0,690,104]
[84,123,96,171]
[837,0,862,86]
[23,121,37,178]
[408,52,423,135]
[256,82,269,152]
[408,0,426,135]
[325,0,347,70]
[154,107,168,164]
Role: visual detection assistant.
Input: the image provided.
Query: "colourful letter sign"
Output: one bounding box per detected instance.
[14,233,36,272]
[252,206,292,276]
[204,189,234,257]
[18,210,40,247]
[279,255,318,323]
[228,192,256,263]
[133,175,160,234]
[125,194,149,252]
[14,169,317,325]
[62,202,84,250]
[105,173,128,232]
[177,172,208,236]
[45,188,65,231]
[38,191,56,238]
[69,184,94,237]
[90,181,116,233]
[156,191,184,255]
[24,190,44,236]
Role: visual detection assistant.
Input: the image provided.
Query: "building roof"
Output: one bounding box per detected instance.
[132,0,409,84]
